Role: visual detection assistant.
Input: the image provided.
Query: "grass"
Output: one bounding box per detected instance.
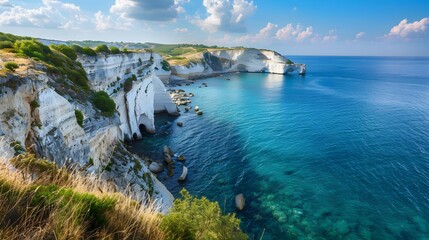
[0,150,165,240]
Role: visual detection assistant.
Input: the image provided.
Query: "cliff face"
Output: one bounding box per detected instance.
[170,49,306,79]
[79,52,178,140]
[0,52,175,211]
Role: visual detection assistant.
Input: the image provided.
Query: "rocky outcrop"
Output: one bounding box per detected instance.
[170,49,305,79]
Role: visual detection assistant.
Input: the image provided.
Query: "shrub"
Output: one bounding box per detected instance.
[110,46,120,54]
[161,189,247,240]
[71,44,84,54]
[14,39,51,61]
[82,47,97,56]
[122,48,129,53]
[51,45,77,60]
[75,109,84,127]
[161,60,170,71]
[30,100,40,111]
[4,61,19,71]
[124,78,133,92]
[0,40,13,49]
[95,44,110,54]
[92,91,116,117]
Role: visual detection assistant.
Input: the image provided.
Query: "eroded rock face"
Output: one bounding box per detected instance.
[170,49,305,79]
[35,88,89,166]
[79,53,178,141]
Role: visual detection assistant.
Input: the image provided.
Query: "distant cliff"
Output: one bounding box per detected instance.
[170,48,306,79]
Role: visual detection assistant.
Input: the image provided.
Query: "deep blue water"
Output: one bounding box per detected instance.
[130,56,429,239]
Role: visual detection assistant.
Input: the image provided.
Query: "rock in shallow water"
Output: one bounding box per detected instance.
[235,194,245,210]
[178,166,188,181]
[149,162,164,173]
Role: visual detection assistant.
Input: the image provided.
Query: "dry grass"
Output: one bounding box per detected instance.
[0,148,166,240]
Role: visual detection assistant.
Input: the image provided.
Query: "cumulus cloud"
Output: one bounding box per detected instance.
[356,31,365,39]
[174,27,188,33]
[94,11,131,31]
[194,0,256,33]
[110,0,183,21]
[387,17,428,38]
[0,0,86,29]
[233,22,277,43]
[275,24,313,42]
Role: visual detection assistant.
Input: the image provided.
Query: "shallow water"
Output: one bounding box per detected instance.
[130,56,429,239]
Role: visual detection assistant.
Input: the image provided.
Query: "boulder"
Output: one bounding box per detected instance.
[178,166,188,181]
[194,106,199,111]
[177,122,183,127]
[197,111,203,115]
[164,153,173,164]
[149,162,164,173]
[235,194,245,210]
[163,145,174,156]
[177,155,186,161]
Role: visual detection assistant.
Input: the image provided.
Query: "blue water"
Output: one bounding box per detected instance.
[130,56,429,239]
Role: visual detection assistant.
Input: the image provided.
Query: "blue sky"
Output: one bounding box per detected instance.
[0,0,428,56]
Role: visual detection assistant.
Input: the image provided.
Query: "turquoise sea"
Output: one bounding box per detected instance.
[130,56,429,239]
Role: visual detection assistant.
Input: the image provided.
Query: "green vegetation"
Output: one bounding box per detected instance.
[161,189,247,240]
[110,46,120,54]
[1,152,165,239]
[124,78,133,92]
[95,44,111,54]
[82,47,97,56]
[161,60,170,71]
[92,91,116,116]
[75,109,84,127]
[30,100,40,111]
[6,37,90,90]
[0,40,13,49]
[4,61,19,72]
[9,141,25,156]
[51,44,77,60]
[286,59,294,64]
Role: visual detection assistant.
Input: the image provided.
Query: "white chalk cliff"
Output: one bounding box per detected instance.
[78,52,179,140]
[0,52,176,211]
[170,49,306,79]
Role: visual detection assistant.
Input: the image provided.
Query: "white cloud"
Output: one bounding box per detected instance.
[276,24,313,42]
[254,22,277,40]
[194,0,256,33]
[0,0,12,7]
[322,29,338,42]
[94,11,131,31]
[0,0,86,29]
[387,17,428,38]
[356,31,365,39]
[174,27,188,33]
[110,0,184,21]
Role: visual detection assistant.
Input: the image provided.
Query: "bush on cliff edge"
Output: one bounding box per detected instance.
[161,189,247,240]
